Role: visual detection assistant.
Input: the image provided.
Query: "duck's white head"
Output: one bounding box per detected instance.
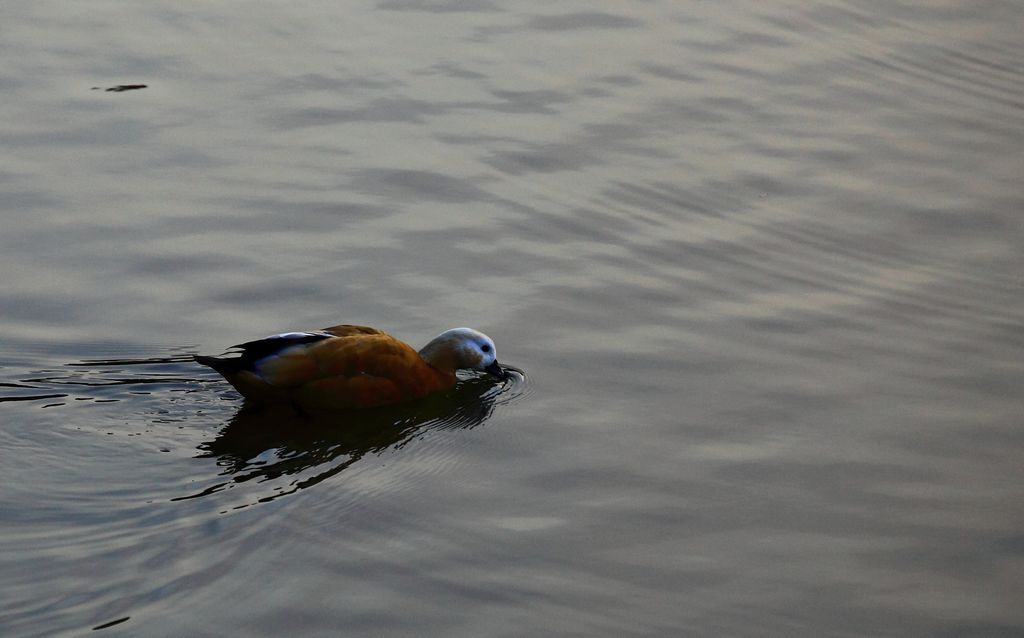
[419,327,505,378]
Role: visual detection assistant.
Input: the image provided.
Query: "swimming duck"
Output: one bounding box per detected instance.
[195,324,506,411]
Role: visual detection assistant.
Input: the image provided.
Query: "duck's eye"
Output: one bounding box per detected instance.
[481,344,491,353]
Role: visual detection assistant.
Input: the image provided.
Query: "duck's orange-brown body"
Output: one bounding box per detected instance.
[198,325,458,411]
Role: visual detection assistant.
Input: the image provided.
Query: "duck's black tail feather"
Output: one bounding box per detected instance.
[194,354,249,376]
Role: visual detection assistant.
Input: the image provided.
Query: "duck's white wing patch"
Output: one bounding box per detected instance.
[263,331,334,341]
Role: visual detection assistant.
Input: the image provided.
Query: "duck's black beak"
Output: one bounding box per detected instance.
[484,360,508,380]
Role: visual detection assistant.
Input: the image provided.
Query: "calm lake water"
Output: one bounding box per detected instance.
[2,1,1023,636]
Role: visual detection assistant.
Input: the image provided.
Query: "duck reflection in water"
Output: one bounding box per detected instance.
[179,371,521,503]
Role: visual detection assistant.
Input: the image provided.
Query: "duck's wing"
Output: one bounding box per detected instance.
[230,331,335,367]
[195,330,338,401]
[226,325,383,370]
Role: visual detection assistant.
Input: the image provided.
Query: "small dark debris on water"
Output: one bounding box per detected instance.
[92,84,148,92]
[91,616,130,630]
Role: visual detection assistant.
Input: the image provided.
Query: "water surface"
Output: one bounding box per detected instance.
[2,1,1023,636]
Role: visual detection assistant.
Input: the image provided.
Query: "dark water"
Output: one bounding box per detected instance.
[2,2,1023,636]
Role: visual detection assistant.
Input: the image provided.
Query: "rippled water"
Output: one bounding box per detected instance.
[2,1,1022,636]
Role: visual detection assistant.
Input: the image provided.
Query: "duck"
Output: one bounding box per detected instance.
[195,324,506,411]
